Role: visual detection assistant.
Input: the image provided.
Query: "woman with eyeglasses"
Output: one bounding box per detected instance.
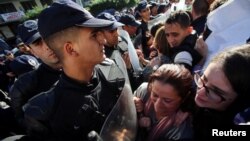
[193,44,250,140]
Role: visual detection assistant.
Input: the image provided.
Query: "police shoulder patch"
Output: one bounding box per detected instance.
[28,58,38,67]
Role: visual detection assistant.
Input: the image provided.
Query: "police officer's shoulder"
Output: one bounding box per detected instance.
[118,36,128,45]
[117,37,128,55]
[96,58,125,82]
[118,36,123,42]
[98,58,115,66]
[10,67,38,92]
[23,88,55,119]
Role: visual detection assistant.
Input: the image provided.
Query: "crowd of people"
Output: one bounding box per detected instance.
[0,0,250,141]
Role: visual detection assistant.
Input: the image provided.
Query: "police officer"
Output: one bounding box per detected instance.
[136,1,151,59]
[97,13,145,92]
[96,12,131,85]
[9,54,39,77]
[9,19,62,133]
[119,14,141,38]
[23,1,125,141]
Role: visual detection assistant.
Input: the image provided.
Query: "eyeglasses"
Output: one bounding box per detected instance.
[194,72,226,102]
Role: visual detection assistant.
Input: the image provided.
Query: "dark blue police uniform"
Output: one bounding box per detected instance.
[9,63,61,127]
[24,62,125,141]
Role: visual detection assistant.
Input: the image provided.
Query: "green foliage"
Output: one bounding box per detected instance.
[89,0,139,16]
[22,5,47,21]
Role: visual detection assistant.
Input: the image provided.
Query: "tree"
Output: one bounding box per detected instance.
[22,5,47,21]
[89,0,139,16]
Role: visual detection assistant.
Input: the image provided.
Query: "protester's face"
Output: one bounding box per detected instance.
[103,28,119,47]
[195,63,237,111]
[165,23,190,47]
[140,7,151,22]
[76,27,106,64]
[150,80,182,119]
[29,39,59,65]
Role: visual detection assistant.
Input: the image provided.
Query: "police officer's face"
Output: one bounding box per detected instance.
[18,44,30,53]
[165,23,191,48]
[140,7,151,22]
[103,28,119,47]
[29,39,59,65]
[151,6,158,16]
[125,25,138,36]
[76,27,106,64]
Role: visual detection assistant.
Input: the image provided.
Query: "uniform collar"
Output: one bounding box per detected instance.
[59,68,99,92]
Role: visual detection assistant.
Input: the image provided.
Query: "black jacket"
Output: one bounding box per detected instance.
[193,108,235,141]
[170,34,202,71]
[191,15,207,36]
[9,63,61,127]
[23,61,125,141]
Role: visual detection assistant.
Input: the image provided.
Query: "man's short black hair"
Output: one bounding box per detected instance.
[192,0,209,16]
[165,10,191,29]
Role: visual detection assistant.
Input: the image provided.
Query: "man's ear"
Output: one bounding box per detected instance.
[64,42,78,56]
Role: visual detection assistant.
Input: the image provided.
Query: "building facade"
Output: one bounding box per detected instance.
[0,0,54,47]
